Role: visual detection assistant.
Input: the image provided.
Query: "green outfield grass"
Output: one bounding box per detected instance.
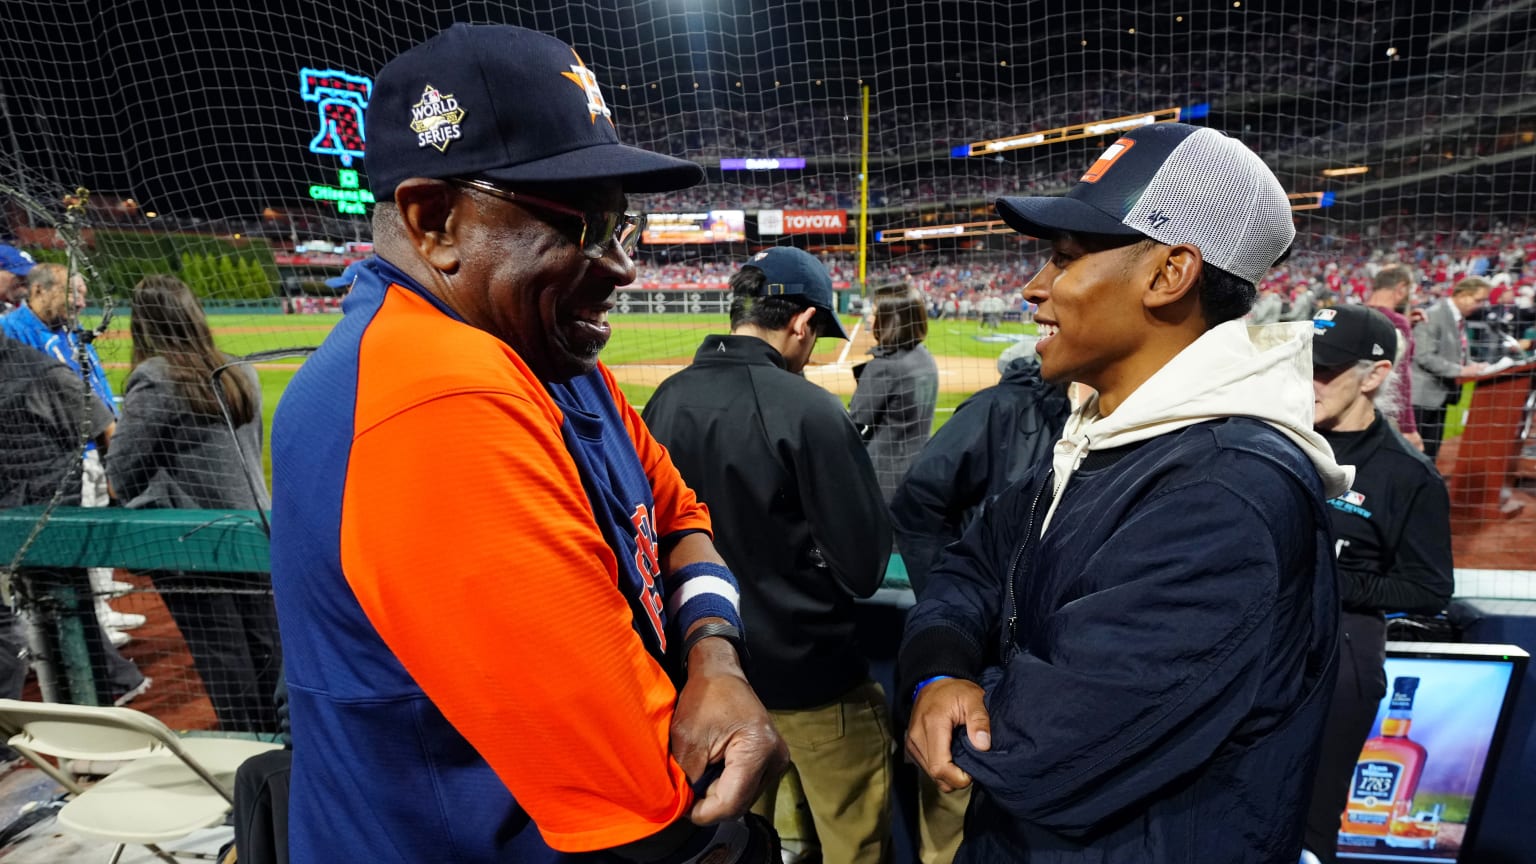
[100,312,1034,483]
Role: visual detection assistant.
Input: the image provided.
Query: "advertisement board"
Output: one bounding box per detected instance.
[641,211,746,244]
[759,210,848,236]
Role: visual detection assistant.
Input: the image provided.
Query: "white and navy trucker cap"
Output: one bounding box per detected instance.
[996,123,1295,286]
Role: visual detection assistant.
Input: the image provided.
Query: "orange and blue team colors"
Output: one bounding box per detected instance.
[270,256,713,862]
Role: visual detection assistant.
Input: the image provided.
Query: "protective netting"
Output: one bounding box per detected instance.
[0,1,1534,736]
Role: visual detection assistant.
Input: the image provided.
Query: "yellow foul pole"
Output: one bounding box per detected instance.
[857,84,870,295]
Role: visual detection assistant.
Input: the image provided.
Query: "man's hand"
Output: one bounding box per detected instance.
[906,677,991,793]
[671,637,788,825]
[1403,430,1425,452]
[1461,362,1490,376]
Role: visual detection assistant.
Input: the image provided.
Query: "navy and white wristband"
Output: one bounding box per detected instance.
[666,561,743,636]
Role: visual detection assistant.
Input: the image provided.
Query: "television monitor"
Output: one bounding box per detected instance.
[1336,641,1528,862]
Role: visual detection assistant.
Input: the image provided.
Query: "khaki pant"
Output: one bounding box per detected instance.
[753,679,894,864]
[918,774,969,864]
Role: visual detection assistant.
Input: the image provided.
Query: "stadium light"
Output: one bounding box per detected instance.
[1322,165,1371,177]
[959,107,1182,157]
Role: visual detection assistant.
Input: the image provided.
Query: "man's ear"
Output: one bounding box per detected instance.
[394,179,460,274]
[791,306,819,340]
[1363,360,1394,394]
[1144,242,1204,311]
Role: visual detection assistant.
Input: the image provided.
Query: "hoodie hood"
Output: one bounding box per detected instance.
[1039,320,1354,533]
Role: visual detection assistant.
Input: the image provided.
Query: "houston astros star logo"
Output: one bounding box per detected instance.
[561,51,613,125]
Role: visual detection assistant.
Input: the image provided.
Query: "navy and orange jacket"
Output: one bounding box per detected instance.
[270,257,710,862]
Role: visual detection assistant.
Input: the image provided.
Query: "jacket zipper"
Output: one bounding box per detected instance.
[1001,468,1053,664]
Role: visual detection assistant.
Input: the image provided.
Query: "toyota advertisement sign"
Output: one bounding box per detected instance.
[758,209,848,235]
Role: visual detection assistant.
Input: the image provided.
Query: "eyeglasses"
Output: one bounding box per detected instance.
[450,178,645,260]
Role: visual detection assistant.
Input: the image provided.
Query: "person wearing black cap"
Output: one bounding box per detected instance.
[269,24,785,864]
[642,247,896,864]
[898,122,1350,862]
[1303,305,1453,864]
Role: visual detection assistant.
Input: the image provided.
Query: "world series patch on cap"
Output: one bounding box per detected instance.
[365,23,703,198]
[994,122,1295,286]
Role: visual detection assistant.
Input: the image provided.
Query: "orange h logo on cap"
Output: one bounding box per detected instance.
[1081,137,1136,183]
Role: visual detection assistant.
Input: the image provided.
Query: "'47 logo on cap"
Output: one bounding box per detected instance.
[410,85,466,152]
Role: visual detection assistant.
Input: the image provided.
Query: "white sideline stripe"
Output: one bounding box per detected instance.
[836,319,862,365]
[666,575,741,617]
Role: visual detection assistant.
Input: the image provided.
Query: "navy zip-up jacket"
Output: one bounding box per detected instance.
[900,417,1339,863]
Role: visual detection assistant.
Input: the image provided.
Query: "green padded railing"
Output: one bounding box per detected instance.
[0,505,914,591]
[0,507,270,573]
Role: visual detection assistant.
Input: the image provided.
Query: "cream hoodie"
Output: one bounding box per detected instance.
[1039,320,1355,534]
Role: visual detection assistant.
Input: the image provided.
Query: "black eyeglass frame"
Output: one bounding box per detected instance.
[450,177,645,260]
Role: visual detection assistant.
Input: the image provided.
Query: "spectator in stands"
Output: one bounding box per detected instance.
[0,332,148,706]
[1250,284,1284,325]
[106,275,282,733]
[642,247,895,864]
[1411,276,1491,460]
[899,123,1348,863]
[0,244,35,313]
[850,283,939,502]
[890,336,1070,864]
[1303,306,1453,863]
[1365,265,1423,450]
[269,24,784,863]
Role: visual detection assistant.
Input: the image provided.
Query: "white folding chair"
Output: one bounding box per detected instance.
[0,699,282,863]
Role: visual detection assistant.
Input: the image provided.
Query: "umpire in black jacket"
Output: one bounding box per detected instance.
[1304,305,1455,862]
[642,247,895,864]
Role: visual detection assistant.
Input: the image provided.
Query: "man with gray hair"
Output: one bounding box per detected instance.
[1304,304,1452,863]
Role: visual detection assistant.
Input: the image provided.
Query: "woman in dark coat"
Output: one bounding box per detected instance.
[107,275,281,732]
[849,283,940,502]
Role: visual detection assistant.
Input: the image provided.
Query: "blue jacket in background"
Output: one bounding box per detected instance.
[1,304,117,417]
[899,417,1339,863]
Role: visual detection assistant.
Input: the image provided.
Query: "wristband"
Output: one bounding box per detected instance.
[912,674,953,703]
[666,561,743,637]
[682,621,746,673]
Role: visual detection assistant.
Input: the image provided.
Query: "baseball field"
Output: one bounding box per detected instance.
[94,311,1041,479]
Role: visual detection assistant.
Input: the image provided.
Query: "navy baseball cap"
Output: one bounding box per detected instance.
[1312,305,1398,371]
[365,24,704,199]
[0,245,36,277]
[996,123,1295,286]
[743,247,848,340]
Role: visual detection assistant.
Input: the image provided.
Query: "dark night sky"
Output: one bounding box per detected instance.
[0,0,1524,224]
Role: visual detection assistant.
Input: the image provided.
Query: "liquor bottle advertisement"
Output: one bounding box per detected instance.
[1337,658,1516,861]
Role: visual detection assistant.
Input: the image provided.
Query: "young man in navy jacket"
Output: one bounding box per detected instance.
[899,123,1352,863]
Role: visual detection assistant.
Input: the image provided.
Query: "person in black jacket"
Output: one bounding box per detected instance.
[643,247,896,864]
[890,337,1070,596]
[1303,305,1454,863]
[899,123,1349,863]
